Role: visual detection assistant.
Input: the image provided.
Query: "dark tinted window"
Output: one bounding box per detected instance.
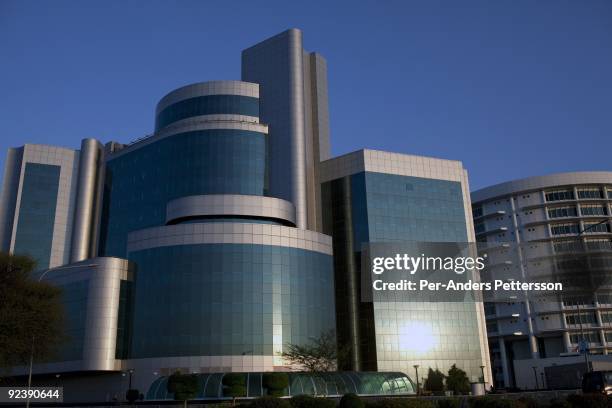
[156,95,259,130]
[13,163,61,269]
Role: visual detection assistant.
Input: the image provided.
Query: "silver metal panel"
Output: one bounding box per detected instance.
[0,147,23,251]
[303,52,331,232]
[319,149,467,183]
[242,28,308,229]
[166,194,296,225]
[127,223,333,256]
[6,144,81,268]
[156,81,259,114]
[70,138,103,262]
[13,257,133,375]
[472,171,612,203]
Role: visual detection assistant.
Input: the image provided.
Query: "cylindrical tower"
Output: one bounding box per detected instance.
[70,138,103,262]
[98,81,336,388]
[472,172,612,389]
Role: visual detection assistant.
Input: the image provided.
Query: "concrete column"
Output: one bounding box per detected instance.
[563,330,572,353]
[510,196,539,358]
[498,338,511,388]
[70,138,102,262]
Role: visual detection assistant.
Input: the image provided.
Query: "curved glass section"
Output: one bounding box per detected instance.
[156,95,259,130]
[128,244,335,359]
[145,372,415,400]
[100,130,267,258]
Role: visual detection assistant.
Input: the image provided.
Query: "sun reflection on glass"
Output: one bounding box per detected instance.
[398,322,438,354]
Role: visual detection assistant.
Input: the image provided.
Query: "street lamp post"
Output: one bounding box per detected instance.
[532,366,539,390]
[479,365,486,384]
[413,365,420,396]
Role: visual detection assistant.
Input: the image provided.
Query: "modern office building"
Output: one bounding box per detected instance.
[471,172,612,389]
[1,29,490,401]
[0,139,104,270]
[320,150,491,383]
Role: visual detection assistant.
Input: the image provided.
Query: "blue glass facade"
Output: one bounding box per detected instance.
[322,171,484,380]
[13,163,61,270]
[55,280,88,362]
[100,129,268,257]
[127,244,335,359]
[353,172,468,242]
[155,95,259,131]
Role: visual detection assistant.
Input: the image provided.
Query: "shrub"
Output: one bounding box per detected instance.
[167,371,199,407]
[263,373,290,397]
[250,396,291,408]
[468,397,521,408]
[125,389,139,403]
[424,369,446,394]
[446,365,470,395]
[340,393,364,408]
[436,399,460,408]
[548,398,570,408]
[223,373,247,406]
[290,394,335,408]
[366,398,436,408]
[566,394,610,408]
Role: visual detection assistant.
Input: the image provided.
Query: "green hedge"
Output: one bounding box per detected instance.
[436,398,460,408]
[566,394,611,408]
[365,398,435,408]
[249,396,291,408]
[340,393,365,408]
[290,394,336,408]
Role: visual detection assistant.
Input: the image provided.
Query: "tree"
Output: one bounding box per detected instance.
[424,368,446,394]
[0,252,64,372]
[125,389,139,404]
[222,373,246,406]
[446,364,470,395]
[281,330,348,372]
[262,372,289,397]
[167,371,199,408]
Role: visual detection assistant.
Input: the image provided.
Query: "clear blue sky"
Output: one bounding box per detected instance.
[1,0,611,190]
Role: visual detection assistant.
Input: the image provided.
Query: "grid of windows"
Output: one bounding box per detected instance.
[115,280,133,359]
[601,312,612,323]
[472,206,483,218]
[587,239,612,251]
[570,331,600,344]
[13,163,61,270]
[545,190,574,202]
[358,172,468,242]
[553,240,583,253]
[578,188,603,199]
[581,205,608,216]
[597,294,612,305]
[155,95,259,130]
[322,172,483,381]
[127,244,335,358]
[548,206,577,219]
[551,223,580,235]
[565,312,597,325]
[100,129,268,257]
[53,280,88,362]
[584,222,610,234]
